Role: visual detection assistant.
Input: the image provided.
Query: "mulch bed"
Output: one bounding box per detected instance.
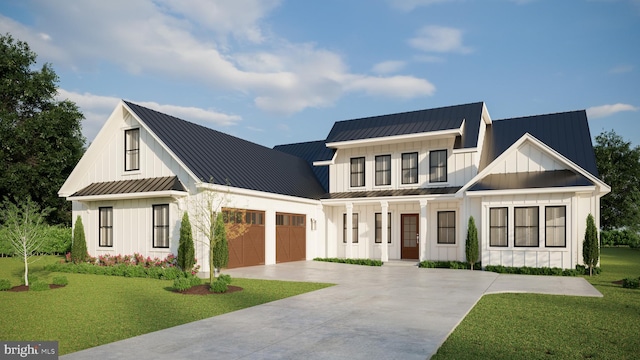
[175,284,243,295]
[612,280,624,285]
[8,284,66,292]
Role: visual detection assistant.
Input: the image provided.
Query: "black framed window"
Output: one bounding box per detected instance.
[437,211,456,244]
[515,207,539,247]
[490,207,508,247]
[375,155,391,186]
[153,204,169,248]
[375,212,392,244]
[429,150,447,183]
[125,128,140,171]
[343,213,358,243]
[99,207,113,247]
[401,152,418,184]
[545,206,566,247]
[350,157,365,187]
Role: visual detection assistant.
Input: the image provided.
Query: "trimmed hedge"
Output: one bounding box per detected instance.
[601,229,640,248]
[52,276,69,286]
[484,265,599,277]
[622,277,640,289]
[29,280,49,291]
[419,260,481,269]
[44,262,194,281]
[313,258,383,266]
[0,225,71,256]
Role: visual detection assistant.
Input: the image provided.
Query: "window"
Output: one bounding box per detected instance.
[437,211,456,244]
[125,128,140,171]
[375,155,391,186]
[153,204,169,248]
[375,213,392,244]
[429,150,447,183]
[515,207,539,247]
[99,207,113,247]
[546,206,566,247]
[490,207,508,247]
[401,152,418,184]
[350,157,365,187]
[343,213,358,243]
[245,211,264,226]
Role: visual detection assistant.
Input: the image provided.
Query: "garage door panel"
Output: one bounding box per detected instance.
[276,213,306,263]
[226,209,265,269]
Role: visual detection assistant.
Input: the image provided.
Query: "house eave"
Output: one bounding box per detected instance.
[67,190,189,202]
[325,127,463,149]
[463,185,597,197]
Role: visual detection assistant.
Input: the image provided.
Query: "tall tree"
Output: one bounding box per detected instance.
[583,214,599,276]
[465,216,479,270]
[0,33,85,225]
[594,130,640,231]
[177,212,195,272]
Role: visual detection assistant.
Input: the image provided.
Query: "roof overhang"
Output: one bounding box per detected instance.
[69,190,188,202]
[67,176,188,202]
[325,124,464,150]
[320,187,461,205]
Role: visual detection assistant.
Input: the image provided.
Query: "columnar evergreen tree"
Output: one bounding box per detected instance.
[465,216,479,270]
[583,214,599,276]
[177,212,195,272]
[211,212,229,280]
[70,216,88,263]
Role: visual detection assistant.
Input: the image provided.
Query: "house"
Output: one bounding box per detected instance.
[58,101,610,271]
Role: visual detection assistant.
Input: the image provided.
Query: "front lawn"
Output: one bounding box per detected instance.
[432,247,640,359]
[0,256,333,355]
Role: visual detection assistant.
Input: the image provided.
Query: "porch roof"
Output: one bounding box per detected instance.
[467,170,593,191]
[71,176,187,197]
[321,187,461,200]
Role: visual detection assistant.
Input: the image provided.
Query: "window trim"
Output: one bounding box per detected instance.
[98,207,113,248]
[489,207,509,247]
[401,152,419,185]
[374,155,392,186]
[437,211,456,245]
[545,206,566,248]
[152,204,170,249]
[350,157,365,188]
[375,212,392,244]
[514,206,539,247]
[429,149,448,183]
[124,128,140,172]
[342,213,359,243]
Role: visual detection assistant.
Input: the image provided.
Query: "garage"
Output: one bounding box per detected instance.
[276,212,306,263]
[226,209,265,269]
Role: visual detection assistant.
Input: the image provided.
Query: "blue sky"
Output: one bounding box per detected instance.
[1,0,638,148]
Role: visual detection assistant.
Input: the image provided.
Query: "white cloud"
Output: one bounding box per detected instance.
[408,25,472,53]
[587,103,638,119]
[388,0,455,11]
[56,89,241,142]
[345,75,436,98]
[372,61,406,74]
[609,65,634,74]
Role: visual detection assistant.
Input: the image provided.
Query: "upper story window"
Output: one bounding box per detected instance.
[401,152,418,184]
[350,157,365,187]
[429,150,447,183]
[125,128,140,171]
[375,155,391,186]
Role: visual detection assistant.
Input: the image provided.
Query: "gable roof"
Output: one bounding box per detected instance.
[274,140,333,192]
[325,102,485,148]
[123,101,326,200]
[480,110,599,177]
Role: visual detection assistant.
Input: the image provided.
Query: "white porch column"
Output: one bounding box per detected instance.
[380,201,389,262]
[419,199,428,262]
[346,202,353,259]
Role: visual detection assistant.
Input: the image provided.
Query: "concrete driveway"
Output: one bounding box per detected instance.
[61,261,601,360]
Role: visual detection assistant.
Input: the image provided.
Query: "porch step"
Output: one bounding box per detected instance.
[383,260,419,267]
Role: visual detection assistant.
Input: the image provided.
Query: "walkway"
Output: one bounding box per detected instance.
[61,261,601,360]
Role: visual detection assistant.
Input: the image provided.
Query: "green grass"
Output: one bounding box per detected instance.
[0,256,333,355]
[432,248,640,360]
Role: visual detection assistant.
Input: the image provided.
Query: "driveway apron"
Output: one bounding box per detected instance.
[61,261,601,360]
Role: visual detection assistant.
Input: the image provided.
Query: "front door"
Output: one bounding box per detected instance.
[401,214,419,259]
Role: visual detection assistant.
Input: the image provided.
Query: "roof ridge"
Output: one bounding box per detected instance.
[493,109,586,122]
[332,101,485,124]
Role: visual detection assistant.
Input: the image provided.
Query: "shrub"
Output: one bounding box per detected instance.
[418,260,480,269]
[313,258,383,266]
[71,216,88,263]
[601,229,640,248]
[210,279,228,293]
[21,275,38,285]
[29,280,49,291]
[622,277,640,289]
[218,274,232,285]
[0,279,11,291]
[583,214,599,276]
[52,276,68,286]
[484,265,583,277]
[177,212,196,272]
[212,212,229,271]
[465,216,479,270]
[173,277,193,292]
[190,276,202,287]
[0,224,71,256]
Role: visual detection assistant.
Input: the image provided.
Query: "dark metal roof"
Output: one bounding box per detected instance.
[321,187,461,200]
[468,170,593,192]
[72,176,186,197]
[479,110,599,177]
[325,102,484,148]
[123,101,326,199]
[273,140,334,193]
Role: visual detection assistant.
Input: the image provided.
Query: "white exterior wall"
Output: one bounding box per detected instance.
[491,142,565,175]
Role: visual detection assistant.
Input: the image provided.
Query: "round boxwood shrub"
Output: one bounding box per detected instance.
[210,279,228,293]
[173,277,193,292]
[29,280,50,291]
[52,276,68,286]
[0,279,11,291]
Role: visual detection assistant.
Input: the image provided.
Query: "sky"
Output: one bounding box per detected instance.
[1,0,639,149]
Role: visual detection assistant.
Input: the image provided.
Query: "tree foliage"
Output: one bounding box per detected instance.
[0,33,85,225]
[212,212,229,272]
[0,197,50,286]
[594,130,640,231]
[583,214,599,276]
[177,212,195,271]
[70,216,88,263]
[465,216,479,270]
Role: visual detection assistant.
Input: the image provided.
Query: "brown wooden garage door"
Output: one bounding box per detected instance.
[276,213,306,263]
[226,210,265,269]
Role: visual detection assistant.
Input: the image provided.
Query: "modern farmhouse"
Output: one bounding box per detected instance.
[59,101,610,272]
